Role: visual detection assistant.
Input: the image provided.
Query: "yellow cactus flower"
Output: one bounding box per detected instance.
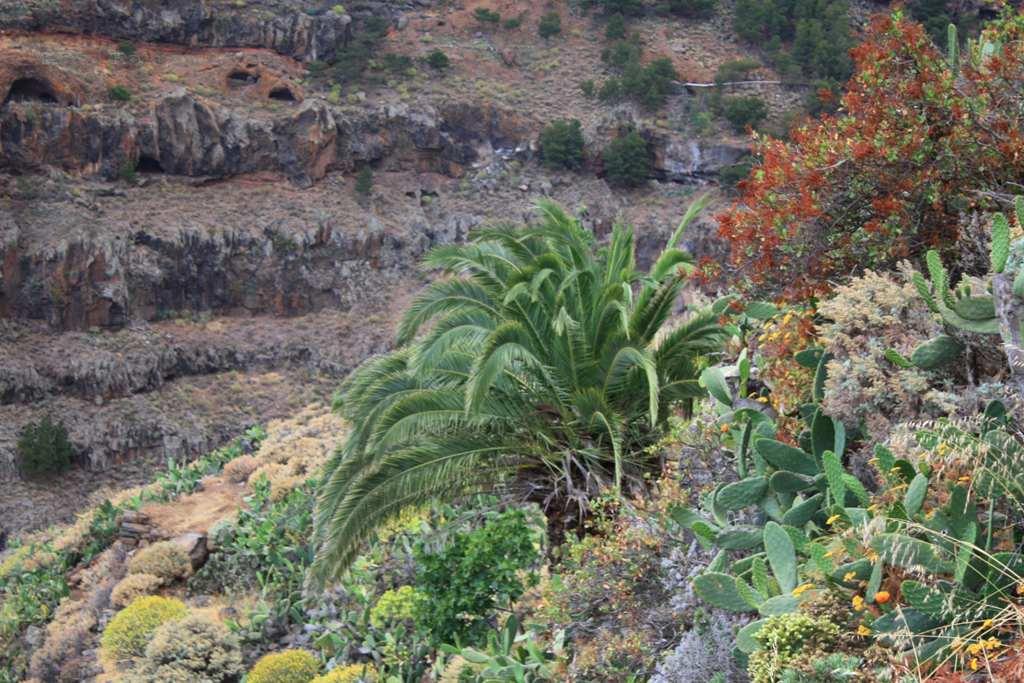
[856,624,872,636]
[970,658,979,671]
[852,595,865,611]
[791,583,814,597]
[826,514,842,525]
[843,571,857,582]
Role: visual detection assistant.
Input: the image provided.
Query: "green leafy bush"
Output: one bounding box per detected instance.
[602,131,651,187]
[538,12,562,39]
[539,119,585,169]
[329,16,389,85]
[355,167,373,196]
[715,58,761,84]
[473,8,501,24]
[414,509,543,646]
[600,44,678,109]
[109,85,132,102]
[592,0,644,16]
[246,649,320,683]
[605,13,626,39]
[16,416,73,479]
[426,50,450,70]
[100,596,188,661]
[133,615,243,682]
[369,585,425,628]
[667,0,717,18]
[720,95,767,132]
[503,14,524,30]
[733,0,852,82]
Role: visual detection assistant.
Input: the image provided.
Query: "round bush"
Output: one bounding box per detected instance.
[17,416,73,479]
[110,573,164,608]
[247,649,320,683]
[100,595,188,661]
[311,663,378,682]
[131,615,243,682]
[602,131,651,188]
[127,541,192,583]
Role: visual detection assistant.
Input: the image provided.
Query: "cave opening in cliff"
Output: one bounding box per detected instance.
[268,86,297,102]
[3,77,59,106]
[136,155,164,174]
[228,70,260,87]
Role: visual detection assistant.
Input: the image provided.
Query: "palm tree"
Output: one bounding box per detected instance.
[311,198,729,580]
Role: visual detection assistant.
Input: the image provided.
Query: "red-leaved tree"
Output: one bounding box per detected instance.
[717,9,1024,299]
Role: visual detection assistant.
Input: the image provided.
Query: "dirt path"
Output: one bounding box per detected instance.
[139,476,248,536]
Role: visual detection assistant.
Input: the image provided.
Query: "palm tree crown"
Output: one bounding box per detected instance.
[311,199,729,580]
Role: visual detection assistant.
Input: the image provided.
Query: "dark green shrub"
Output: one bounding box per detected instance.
[540,119,585,169]
[605,13,627,39]
[598,78,623,102]
[355,167,373,196]
[593,0,644,16]
[719,159,754,189]
[580,79,596,97]
[733,0,852,82]
[414,509,542,647]
[108,85,132,102]
[714,58,760,84]
[118,161,138,183]
[474,7,501,24]
[602,39,642,69]
[117,41,136,58]
[331,15,389,84]
[602,131,651,188]
[426,50,450,70]
[538,12,562,39]
[721,95,767,132]
[622,57,677,109]
[667,0,717,18]
[503,14,523,30]
[17,416,73,479]
[381,53,413,74]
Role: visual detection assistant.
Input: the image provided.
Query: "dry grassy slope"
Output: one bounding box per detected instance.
[8,404,346,683]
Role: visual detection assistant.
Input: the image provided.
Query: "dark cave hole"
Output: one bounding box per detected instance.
[228,70,260,87]
[136,155,164,174]
[268,86,297,102]
[3,77,59,106]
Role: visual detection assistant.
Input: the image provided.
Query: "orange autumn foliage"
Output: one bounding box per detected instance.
[717,9,1024,300]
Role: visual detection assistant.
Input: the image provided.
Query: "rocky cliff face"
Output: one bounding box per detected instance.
[0,0,766,533]
[0,0,401,62]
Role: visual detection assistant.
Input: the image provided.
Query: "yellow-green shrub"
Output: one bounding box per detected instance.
[133,614,243,682]
[110,573,164,608]
[369,585,424,628]
[311,663,378,682]
[100,595,188,661]
[246,649,319,683]
[127,541,192,583]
